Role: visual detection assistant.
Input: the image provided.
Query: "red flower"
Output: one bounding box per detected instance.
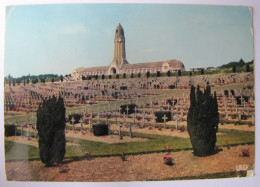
[85,152,91,155]
[225,140,228,144]
[166,146,170,150]
[53,162,59,167]
[163,156,172,160]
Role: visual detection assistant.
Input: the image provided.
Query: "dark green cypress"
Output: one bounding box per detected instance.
[37,96,66,166]
[187,85,219,156]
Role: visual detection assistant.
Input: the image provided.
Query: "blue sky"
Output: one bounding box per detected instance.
[4,4,254,77]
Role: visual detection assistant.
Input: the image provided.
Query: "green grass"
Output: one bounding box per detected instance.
[216,129,255,146]
[5,128,255,161]
[65,132,192,158]
[5,140,39,160]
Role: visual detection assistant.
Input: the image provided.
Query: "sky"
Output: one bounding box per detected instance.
[4,3,254,77]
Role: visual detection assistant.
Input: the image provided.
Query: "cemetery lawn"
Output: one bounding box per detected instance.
[5,141,39,160]
[5,129,254,161]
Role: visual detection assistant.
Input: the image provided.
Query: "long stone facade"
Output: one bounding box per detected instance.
[72,24,185,79]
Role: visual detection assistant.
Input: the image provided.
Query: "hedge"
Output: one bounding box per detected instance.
[93,123,108,136]
[68,113,82,124]
[5,124,16,137]
[154,111,171,123]
[120,103,138,115]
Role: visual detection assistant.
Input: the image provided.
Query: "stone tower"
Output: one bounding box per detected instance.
[108,24,128,75]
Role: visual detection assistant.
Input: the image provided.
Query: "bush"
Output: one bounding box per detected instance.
[93,123,108,136]
[224,90,229,96]
[236,96,250,105]
[187,85,219,157]
[154,111,171,123]
[168,85,175,89]
[167,99,173,106]
[68,113,82,124]
[120,86,127,90]
[120,103,138,115]
[5,124,16,136]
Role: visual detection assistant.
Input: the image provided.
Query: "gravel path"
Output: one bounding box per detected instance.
[5,144,254,182]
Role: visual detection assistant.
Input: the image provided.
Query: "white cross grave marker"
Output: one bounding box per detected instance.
[163,115,168,129]
[71,117,75,131]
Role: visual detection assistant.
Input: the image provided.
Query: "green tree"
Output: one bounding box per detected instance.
[200,69,204,75]
[36,96,66,166]
[146,71,150,78]
[178,70,182,76]
[232,65,236,73]
[246,64,250,72]
[156,71,160,77]
[187,85,219,157]
[167,70,171,77]
[138,72,141,78]
[60,75,64,82]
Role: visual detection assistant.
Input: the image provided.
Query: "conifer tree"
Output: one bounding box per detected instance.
[187,85,219,156]
[246,64,250,72]
[36,96,66,166]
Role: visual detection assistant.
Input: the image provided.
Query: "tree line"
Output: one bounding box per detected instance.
[4,74,71,86]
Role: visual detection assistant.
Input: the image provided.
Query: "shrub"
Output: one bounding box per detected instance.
[168,85,175,89]
[93,123,108,136]
[5,124,16,136]
[224,90,229,96]
[120,86,127,90]
[120,103,137,115]
[120,152,126,161]
[37,96,66,166]
[154,111,171,123]
[163,156,173,166]
[167,99,173,106]
[68,113,82,124]
[240,148,250,157]
[236,96,249,105]
[187,85,219,157]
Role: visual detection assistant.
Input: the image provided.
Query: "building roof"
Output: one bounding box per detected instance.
[122,59,184,69]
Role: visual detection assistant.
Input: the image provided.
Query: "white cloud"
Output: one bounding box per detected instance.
[59,23,88,35]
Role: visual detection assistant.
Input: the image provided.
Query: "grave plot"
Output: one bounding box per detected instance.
[4,72,254,114]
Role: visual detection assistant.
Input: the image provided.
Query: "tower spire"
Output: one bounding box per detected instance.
[109,24,128,74]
